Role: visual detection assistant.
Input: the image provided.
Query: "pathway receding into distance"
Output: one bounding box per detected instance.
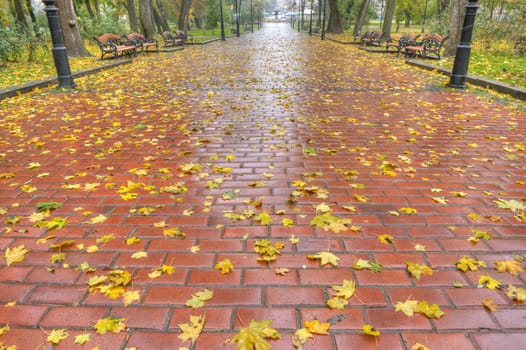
[0,22,525,350]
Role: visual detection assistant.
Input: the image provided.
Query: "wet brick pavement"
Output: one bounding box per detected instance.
[0,22,525,349]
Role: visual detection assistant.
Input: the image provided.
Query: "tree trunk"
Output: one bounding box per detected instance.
[404,11,410,27]
[353,0,370,36]
[154,0,170,32]
[13,0,28,27]
[178,0,192,30]
[380,0,395,41]
[437,0,449,14]
[444,0,467,56]
[56,0,91,57]
[327,0,343,33]
[94,0,100,17]
[139,0,156,39]
[127,0,139,32]
[317,0,322,26]
[84,0,96,19]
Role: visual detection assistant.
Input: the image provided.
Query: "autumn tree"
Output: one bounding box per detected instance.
[327,0,344,33]
[178,0,193,30]
[126,0,140,32]
[139,0,156,39]
[380,0,395,41]
[443,0,467,56]
[57,0,91,57]
[353,0,370,36]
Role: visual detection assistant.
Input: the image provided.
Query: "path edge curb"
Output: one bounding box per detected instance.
[405,59,526,101]
[0,59,132,101]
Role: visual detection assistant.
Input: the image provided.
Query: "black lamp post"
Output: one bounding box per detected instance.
[43,0,75,89]
[308,0,313,35]
[320,0,326,40]
[422,0,428,33]
[220,0,225,40]
[234,0,240,37]
[448,0,479,89]
[250,0,253,32]
[298,0,304,33]
[379,0,385,29]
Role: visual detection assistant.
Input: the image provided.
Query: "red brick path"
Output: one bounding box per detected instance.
[0,22,525,349]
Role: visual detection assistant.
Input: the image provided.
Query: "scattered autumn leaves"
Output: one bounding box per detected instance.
[1,29,526,350]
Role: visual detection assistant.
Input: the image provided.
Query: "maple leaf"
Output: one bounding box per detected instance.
[314,203,332,213]
[231,319,280,350]
[395,299,419,316]
[331,279,356,299]
[327,295,349,311]
[455,255,486,272]
[411,343,430,350]
[307,251,340,267]
[289,235,300,244]
[131,251,148,259]
[47,329,69,344]
[432,197,448,205]
[378,234,394,244]
[417,301,445,319]
[478,275,501,290]
[304,319,330,335]
[4,216,20,225]
[292,328,313,349]
[494,260,524,276]
[467,228,491,243]
[93,317,126,335]
[506,284,526,301]
[35,217,67,230]
[354,194,369,203]
[49,253,66,263]
[87,214,107,224]
[494,198,525,213]
[96,234,115,244]
[414,244,426,251]
[0,325,9,336]
[125,236,141,245]
[49,240,75,250]
[362,324,380,337]
[353,259,382,272]
[281,218,294,227]
[74,333,91,345]
[254,239,285,262]
[86,245,99,253]
[482,298,498,312]
[137,207,156,216]
[36,201,62,212]
[185,289,213,308]
[123,290,141,306]
[406,262,433,280]
[254,211,272,225]
[178,315,205,343]
[163,227,186,238]
[5,245,30,266]
[179,162,202,174]
[399,207,418,215]
[275,268,290,275]
[214,259,234,274]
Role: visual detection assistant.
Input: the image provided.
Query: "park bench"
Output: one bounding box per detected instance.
[386,33,421,55]
[360,31,383,47]
[126,32,158,53]
[92,33,137,60]
[161,31,184,47]
[404,33,448,60]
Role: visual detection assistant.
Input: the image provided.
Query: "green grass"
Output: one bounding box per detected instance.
[434,42,526,88]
